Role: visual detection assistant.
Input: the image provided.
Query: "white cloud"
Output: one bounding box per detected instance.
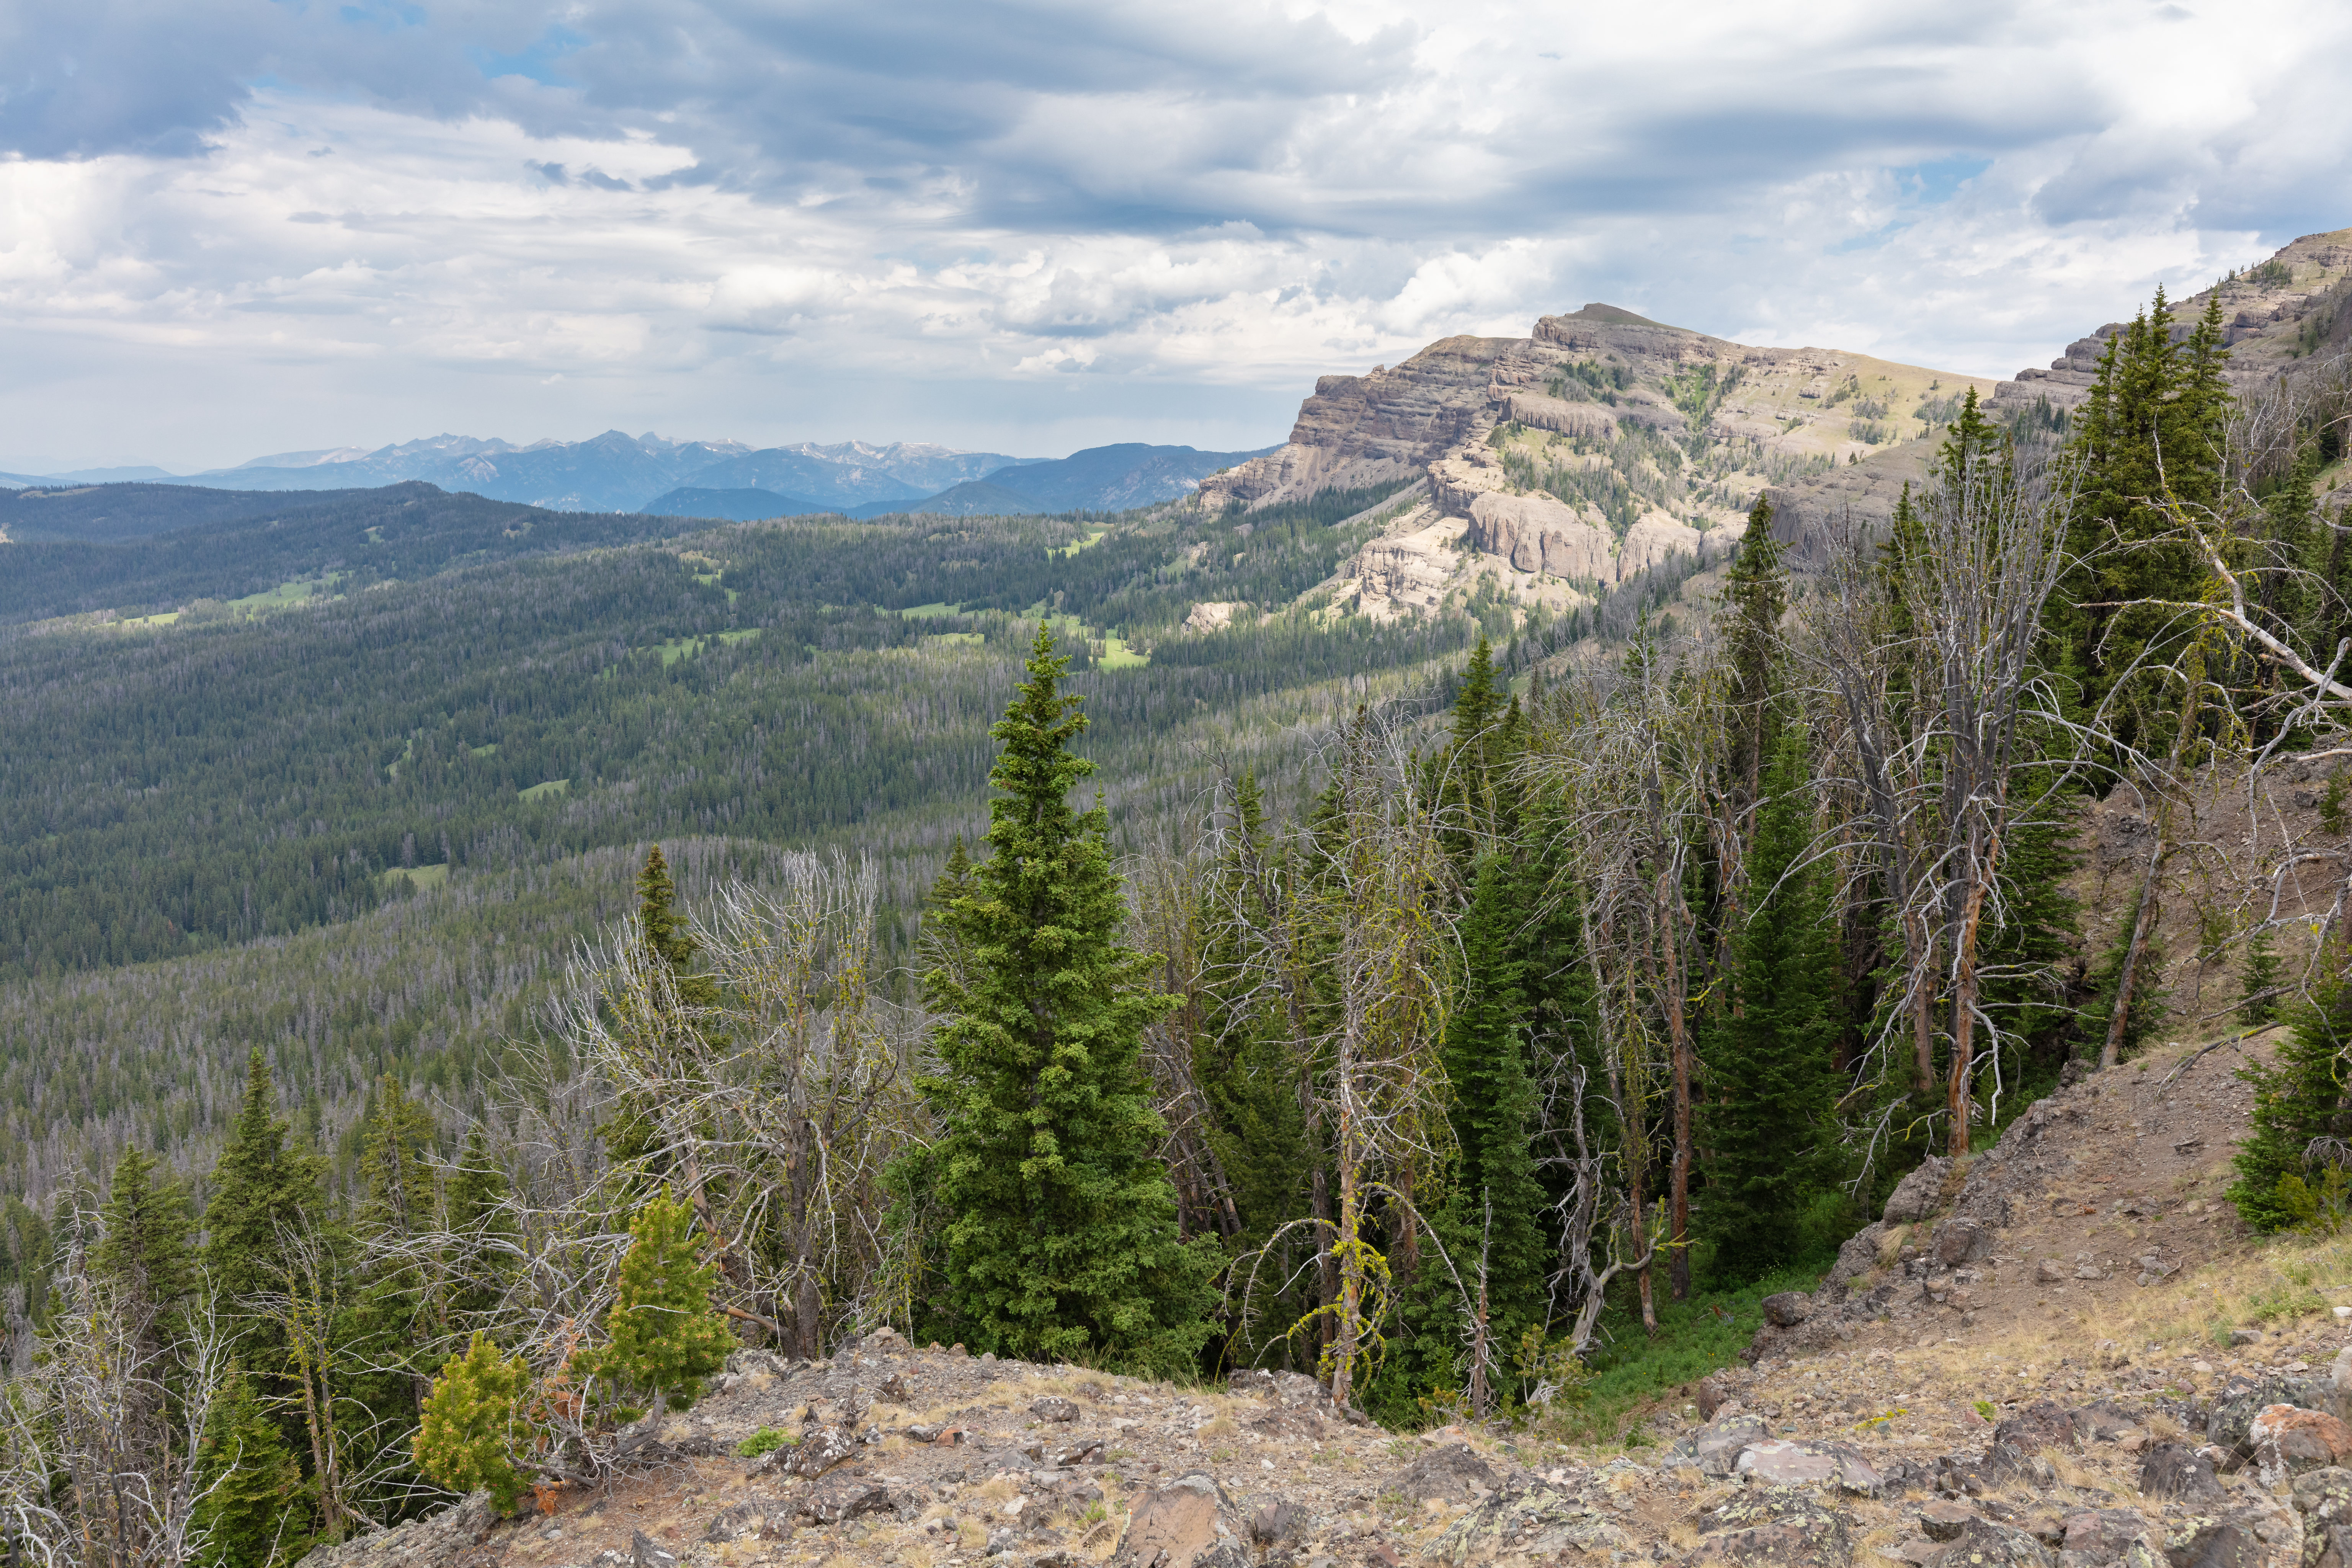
[1,0,2347,467]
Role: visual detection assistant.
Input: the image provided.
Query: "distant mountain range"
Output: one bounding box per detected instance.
[0,433,1277,518]
[639,442,1276,520]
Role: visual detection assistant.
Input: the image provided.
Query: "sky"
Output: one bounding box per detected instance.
[2,0,2348,472]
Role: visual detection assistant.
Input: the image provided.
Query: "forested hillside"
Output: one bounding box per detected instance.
[10,255,2352,1568]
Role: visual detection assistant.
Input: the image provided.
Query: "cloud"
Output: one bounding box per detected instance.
[0,0,2346,467]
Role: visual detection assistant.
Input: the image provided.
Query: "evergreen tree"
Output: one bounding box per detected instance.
[413,1333,531,1516]
[1722,496,1787,808]
[602,845,720,1173]
[636,844,720,1008]
[1436,639,1504,854]
[911,624,1217,1372]
[1700,727,1839,1282]
[204,1051,327,1347]
[1381,855,1550,1415]
[192,1365,311,1568]
[2242,929,2284,1028]
[2056,291,2233,732]
[357,1078,437,1241]
[340,1080,442,1512]
[94,1147,194,1347]
[582,1187,733,1414]
[2230,944,2352,1232]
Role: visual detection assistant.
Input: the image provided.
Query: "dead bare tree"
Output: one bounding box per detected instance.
[0,1231,234,1568]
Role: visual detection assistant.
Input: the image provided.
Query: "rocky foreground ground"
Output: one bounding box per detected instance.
[305,1035,2352,1568]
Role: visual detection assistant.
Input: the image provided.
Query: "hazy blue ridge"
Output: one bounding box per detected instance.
[640,486,843,520]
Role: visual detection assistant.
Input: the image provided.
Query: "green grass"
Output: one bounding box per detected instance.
[518,779,570,802]
[470,743,498,757]
[115,611,181,628]
[923,632,985,649]
[1052,529,1109,559]
[381,863,450,892]
[650,629,762,665]
[1550,1258,1832,1445]
[898,602,963,619]
[222,574,342,614]
[1096,634,1149,670]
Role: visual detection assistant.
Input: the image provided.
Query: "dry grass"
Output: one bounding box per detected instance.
[1666,1522,1704,1552]
[1198,1416,1238,1441]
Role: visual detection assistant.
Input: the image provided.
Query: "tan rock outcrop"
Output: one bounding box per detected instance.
[1502,392,1617,440]
[1464,493,1614,583]
[1619,511,1705,577]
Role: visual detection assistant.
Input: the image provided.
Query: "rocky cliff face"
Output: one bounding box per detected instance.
[1203,305,1994,623]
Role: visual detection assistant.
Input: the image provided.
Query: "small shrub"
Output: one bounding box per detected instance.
[2278,1166,2352,1235]
[736,1426,795,1458]
[2324,773,2348,835]
[415,1333,532,1515]
[1972,1399,1998,1422]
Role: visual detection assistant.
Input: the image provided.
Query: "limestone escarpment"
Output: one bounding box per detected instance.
[1204,303,1999,623]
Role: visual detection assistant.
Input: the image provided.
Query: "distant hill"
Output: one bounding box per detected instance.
[643,443,1286,523]
[1,482,372,542]
[193,430,752,513]
[640,487,838,521]
[679,442,1036,506]
[848,480,1048,518]
[0,481,699,625]
[175,433,1043,514]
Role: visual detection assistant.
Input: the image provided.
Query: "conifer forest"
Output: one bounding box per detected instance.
[11,286,2352,1568]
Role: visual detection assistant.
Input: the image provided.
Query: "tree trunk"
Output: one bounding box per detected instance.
[1330,1118,1363,1409]
[1905,906,1937,1096]
[1946,827,2000,1157]
[1659,884,1693,1303]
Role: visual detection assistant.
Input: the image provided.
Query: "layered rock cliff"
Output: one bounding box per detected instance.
[1210,227,2352,624]
[1202,304,1996,620]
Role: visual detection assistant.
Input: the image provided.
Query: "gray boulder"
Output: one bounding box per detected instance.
[1388,1443,1500,1502]
[1668,1412,1769,1477]
[1924,1517,2051,1568]
[1428,1477,1633,1565]
[292,1494,496,1568]
[1829,1223,1887,1285]
[1760,1292,1810,1328]
[1112,1473,1251,1568]
[1883,1158,1952,1224]
[2138,1443,2225,1503]
[2206,1373,2336,1457]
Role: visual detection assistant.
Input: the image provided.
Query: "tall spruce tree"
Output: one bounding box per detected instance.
[204,1051,328,1344]
[1391,855,1550,1412]
[192,1364,311,1568]
[2057,290,2232,732]
[1721,496,1788,810]
[1700,727,1839,1282]
[94,1147,194,1351]
[911,624,1217,1372]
